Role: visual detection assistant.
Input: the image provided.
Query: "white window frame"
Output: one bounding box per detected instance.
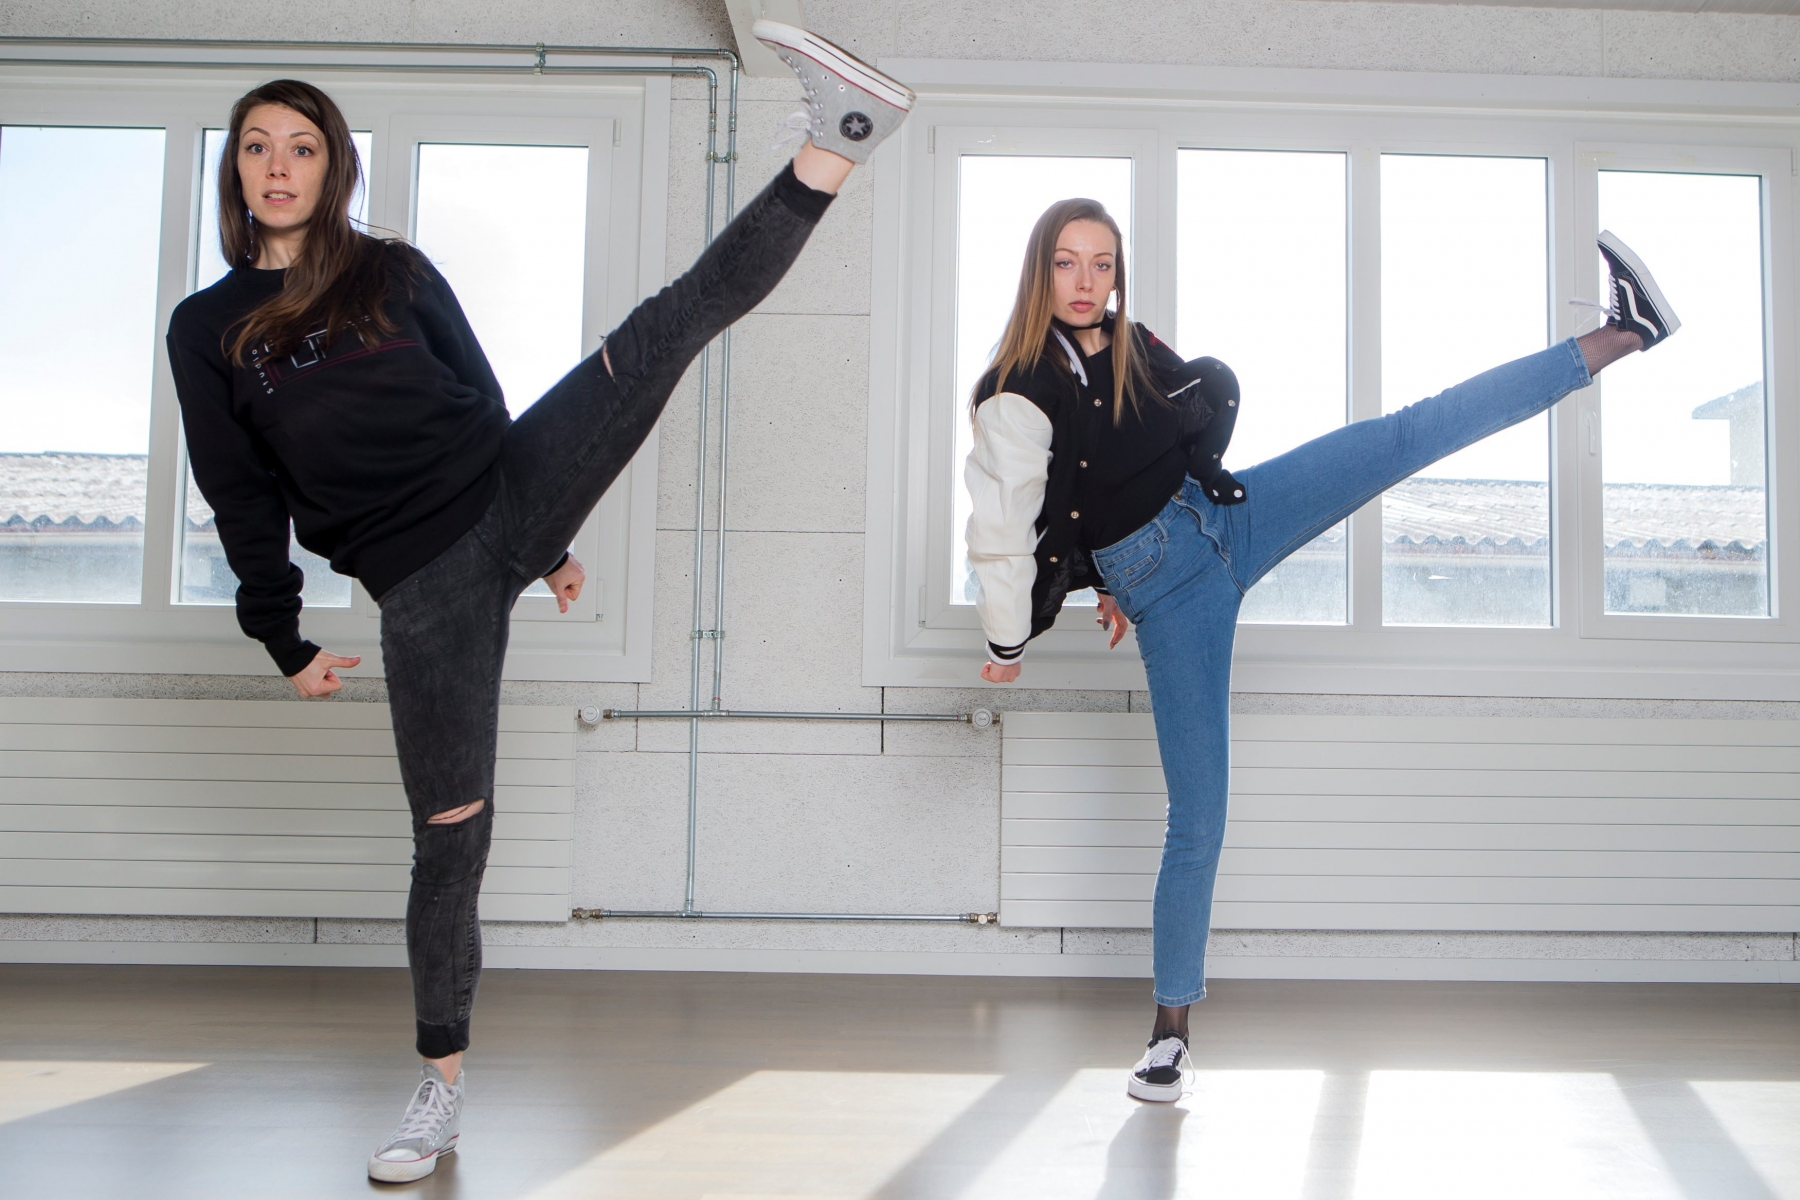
[0,64,670,681]
[864,60,1800,699]
[1572,142,1796,645]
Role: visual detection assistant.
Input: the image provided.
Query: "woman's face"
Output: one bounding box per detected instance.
[237,103,327,234]
[1049,218,1117,327]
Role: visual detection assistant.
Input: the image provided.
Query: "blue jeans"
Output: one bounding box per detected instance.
[1088,339,1592,1006]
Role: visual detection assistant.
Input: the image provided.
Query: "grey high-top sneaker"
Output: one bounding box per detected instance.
[367,1062,462,1183]
[752,20,914,164]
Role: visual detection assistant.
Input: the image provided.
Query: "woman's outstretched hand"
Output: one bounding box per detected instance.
[1096,593,1130,648]
[546,554,585,613]
[981,661,1022,684]
[290,649,361,698]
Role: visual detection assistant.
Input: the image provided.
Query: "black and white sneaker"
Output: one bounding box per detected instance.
[1598,230,1681,350]
[753,20,914,165]
[1127,1031,1190,1102]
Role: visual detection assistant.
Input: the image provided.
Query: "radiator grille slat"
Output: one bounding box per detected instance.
[998,712,1800,930]
[0,698,575,922]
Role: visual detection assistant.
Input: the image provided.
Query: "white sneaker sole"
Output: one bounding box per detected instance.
[1127,1073,1185,1103]
[751,20,915,112]
[1599,229,1682,339]
[367,1140,455,1184]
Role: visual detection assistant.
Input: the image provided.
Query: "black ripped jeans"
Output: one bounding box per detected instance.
[377,164,832,1058]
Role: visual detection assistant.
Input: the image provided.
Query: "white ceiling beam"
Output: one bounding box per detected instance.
[722,0,808,79]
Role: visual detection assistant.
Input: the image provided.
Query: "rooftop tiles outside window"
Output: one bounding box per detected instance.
[178,129,371,608]
[1381,154,1551,626]
[1178,148,1349,624]
[949,154,1133,609]
[1599,170,1768,617]
[0,126,166,604]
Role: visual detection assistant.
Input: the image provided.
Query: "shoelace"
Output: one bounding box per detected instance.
[771,109,818,152]
[1567,295,1616,334]
[389,1078,456,1145]
[1143,1036,1186,1072]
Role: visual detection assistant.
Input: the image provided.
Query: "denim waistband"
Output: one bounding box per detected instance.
[1089,478,1199,570]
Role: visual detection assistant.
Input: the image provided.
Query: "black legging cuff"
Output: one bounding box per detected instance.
[416,1018,470,1060]
[772,159,836,224]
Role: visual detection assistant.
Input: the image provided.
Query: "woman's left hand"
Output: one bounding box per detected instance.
[545,554,585,613]
[1096,593,1130,648]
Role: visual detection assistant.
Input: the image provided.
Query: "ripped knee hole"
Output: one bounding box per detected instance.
[426,798,487,825]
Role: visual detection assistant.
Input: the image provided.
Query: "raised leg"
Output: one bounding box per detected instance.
[492,163,837,580]
[1221,337,1596,592]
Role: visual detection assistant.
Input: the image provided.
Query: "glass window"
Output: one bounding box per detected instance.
[949,154,1133,607]
[178,129,371,609]
[1381,155,1551,626]
[1178,148,1348,623]
[0,126,166,604]
[414,143,589,601]
[1599,170,1767,617]
[412,142,589,419]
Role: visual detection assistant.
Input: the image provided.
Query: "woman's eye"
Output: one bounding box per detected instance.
[244,141,264,154]
[1055,258,1073,268]
[1096,261,1112,271]
[294,146,312,156]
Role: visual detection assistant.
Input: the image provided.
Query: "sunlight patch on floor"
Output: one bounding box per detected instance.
[1691,1081,1800,1199]
[955,1068,1325,1200]
[1354,1071,1681,1200]
[520,1069,1001,1200]
[0,1060,208,1124]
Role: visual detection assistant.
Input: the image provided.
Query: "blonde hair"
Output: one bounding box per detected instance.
[975,198,1161,425]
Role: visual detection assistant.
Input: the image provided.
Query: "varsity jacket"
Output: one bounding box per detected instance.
[964,318,1242,665]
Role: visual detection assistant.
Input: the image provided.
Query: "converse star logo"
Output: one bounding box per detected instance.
[839,111,873,141]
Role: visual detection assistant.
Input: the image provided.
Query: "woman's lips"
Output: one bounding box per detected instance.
[1070,301,1094,311]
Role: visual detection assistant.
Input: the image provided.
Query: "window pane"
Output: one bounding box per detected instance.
[0,127,165,603]
[950,155,1133,608]
[1179,149,1348,623]
[1599,171,1767,617]
[1381,155,1550,626]
[179,129,371,608]
[414,143,588,418]
[416,143,588,600]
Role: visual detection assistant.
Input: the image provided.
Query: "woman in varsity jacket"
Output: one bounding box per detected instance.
[166,24,912,1182]
[964,197,1678,1102]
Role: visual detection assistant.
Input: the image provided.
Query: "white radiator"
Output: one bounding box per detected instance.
[1001,711,1800,932]
[0,698,574,922]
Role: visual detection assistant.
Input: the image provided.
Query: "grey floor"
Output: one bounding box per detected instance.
[1,965,1797,1198]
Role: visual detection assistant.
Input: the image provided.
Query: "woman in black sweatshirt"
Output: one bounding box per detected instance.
[167,27,913,1182]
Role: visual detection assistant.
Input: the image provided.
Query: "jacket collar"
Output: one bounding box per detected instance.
[1047,311,1117,387]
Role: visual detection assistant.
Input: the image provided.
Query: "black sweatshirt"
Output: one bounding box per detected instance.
[166,245,511,675]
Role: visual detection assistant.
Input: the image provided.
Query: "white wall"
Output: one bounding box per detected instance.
[3,0,1799,981]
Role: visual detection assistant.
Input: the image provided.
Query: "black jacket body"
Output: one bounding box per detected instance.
[166,243,510,675]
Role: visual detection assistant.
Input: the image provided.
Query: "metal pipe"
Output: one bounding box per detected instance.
[683,63,730,920]
[0,34,740,67]
[574,909,999,924]
[602,708,987,723]
[708,67,742,712]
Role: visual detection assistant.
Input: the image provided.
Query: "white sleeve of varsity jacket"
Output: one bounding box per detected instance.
[964,392,1054,666]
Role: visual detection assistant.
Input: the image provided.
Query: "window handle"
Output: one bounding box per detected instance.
[1586,411,1598,457]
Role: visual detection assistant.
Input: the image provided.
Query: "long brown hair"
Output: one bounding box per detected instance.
[976,198,1161,425]
[220,79,412,364]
